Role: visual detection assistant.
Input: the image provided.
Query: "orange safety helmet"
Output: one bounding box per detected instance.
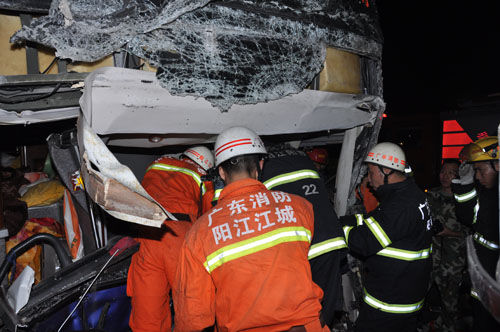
[306,148,328,165]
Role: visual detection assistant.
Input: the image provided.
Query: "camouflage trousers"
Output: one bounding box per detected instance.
[433,273,464,332]
[432,236,467,332]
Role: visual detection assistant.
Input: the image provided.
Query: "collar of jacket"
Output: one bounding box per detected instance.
[476,184,500,207]
[375,177,414,201]
[476,181,500,196]
[218,178,267,202]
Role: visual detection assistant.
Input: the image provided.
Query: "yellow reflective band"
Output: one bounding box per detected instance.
[212,189,222,202]
[263,169,320,190]
[365,217,391,248]
[377,246,431,261]
[355,214,364,226]
[473,201,479,224]
[343,226,353,245]
[363,289,424,314]
[473,232,499,250]
[454,189,477,203]
[148,163,206,194]
[308,237,347,260]
[203,227,312,273]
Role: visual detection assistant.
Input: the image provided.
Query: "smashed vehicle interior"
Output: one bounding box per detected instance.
[0,0,445,331]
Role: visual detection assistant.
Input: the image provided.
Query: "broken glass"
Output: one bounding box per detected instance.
[10,0,211,62]
[11,0,382,110]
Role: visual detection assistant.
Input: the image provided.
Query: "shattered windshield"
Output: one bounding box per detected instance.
[10,0,382,110]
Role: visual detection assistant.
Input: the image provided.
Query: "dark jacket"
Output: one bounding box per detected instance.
[340,177,433,314]
[260,147,346,327]
[452,182,499,277]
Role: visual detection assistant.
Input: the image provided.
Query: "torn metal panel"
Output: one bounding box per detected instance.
[11,0,211,62]
[466,236,500,322]
[77,117,175,227]
[81,156,167,228]
[11,0,382,110]
[346,97,385,214]
[80,67,378,140]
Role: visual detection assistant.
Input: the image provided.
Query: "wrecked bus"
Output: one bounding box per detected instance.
[0,0,407,330]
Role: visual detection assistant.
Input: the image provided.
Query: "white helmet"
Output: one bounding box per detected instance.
[365,142,407,171]
[214,126,267,166]
[183,146,214,171]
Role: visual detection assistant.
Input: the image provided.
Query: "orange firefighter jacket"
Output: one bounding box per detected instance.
[127,156,213,332]
[140,156,213,220]
[173,178,325,332]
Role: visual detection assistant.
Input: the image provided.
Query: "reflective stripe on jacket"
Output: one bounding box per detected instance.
[363,288,424,314]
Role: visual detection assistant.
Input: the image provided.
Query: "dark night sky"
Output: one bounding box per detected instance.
[377,1,500,115]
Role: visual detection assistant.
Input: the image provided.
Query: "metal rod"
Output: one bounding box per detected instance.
[57,248,120,332]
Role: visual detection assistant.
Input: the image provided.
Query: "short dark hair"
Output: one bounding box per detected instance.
[219,154,262,178]
[442,159,460,167]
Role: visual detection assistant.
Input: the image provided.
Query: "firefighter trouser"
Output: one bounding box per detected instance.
[127,221,192,332]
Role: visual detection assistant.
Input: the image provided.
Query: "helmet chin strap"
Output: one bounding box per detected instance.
[378,165,394,185]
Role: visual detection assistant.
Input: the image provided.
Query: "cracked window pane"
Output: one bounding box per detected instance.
[128,6,327,110]
[10,0,381,110]
[11,0,211,62]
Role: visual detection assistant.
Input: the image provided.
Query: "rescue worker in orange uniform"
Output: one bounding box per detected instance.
[127,146,214,332]
[173,127,329,332]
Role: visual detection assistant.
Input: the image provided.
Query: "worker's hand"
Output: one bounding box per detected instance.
[452,163,474,185]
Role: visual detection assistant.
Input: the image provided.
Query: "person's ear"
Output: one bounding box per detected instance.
[218,167,226,182]
[259,159,264,171]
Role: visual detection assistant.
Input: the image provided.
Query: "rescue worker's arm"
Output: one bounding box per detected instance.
[173,239,216,332]
[339,202,409,257]
[201,181,215,214]
[451,182,477,226]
